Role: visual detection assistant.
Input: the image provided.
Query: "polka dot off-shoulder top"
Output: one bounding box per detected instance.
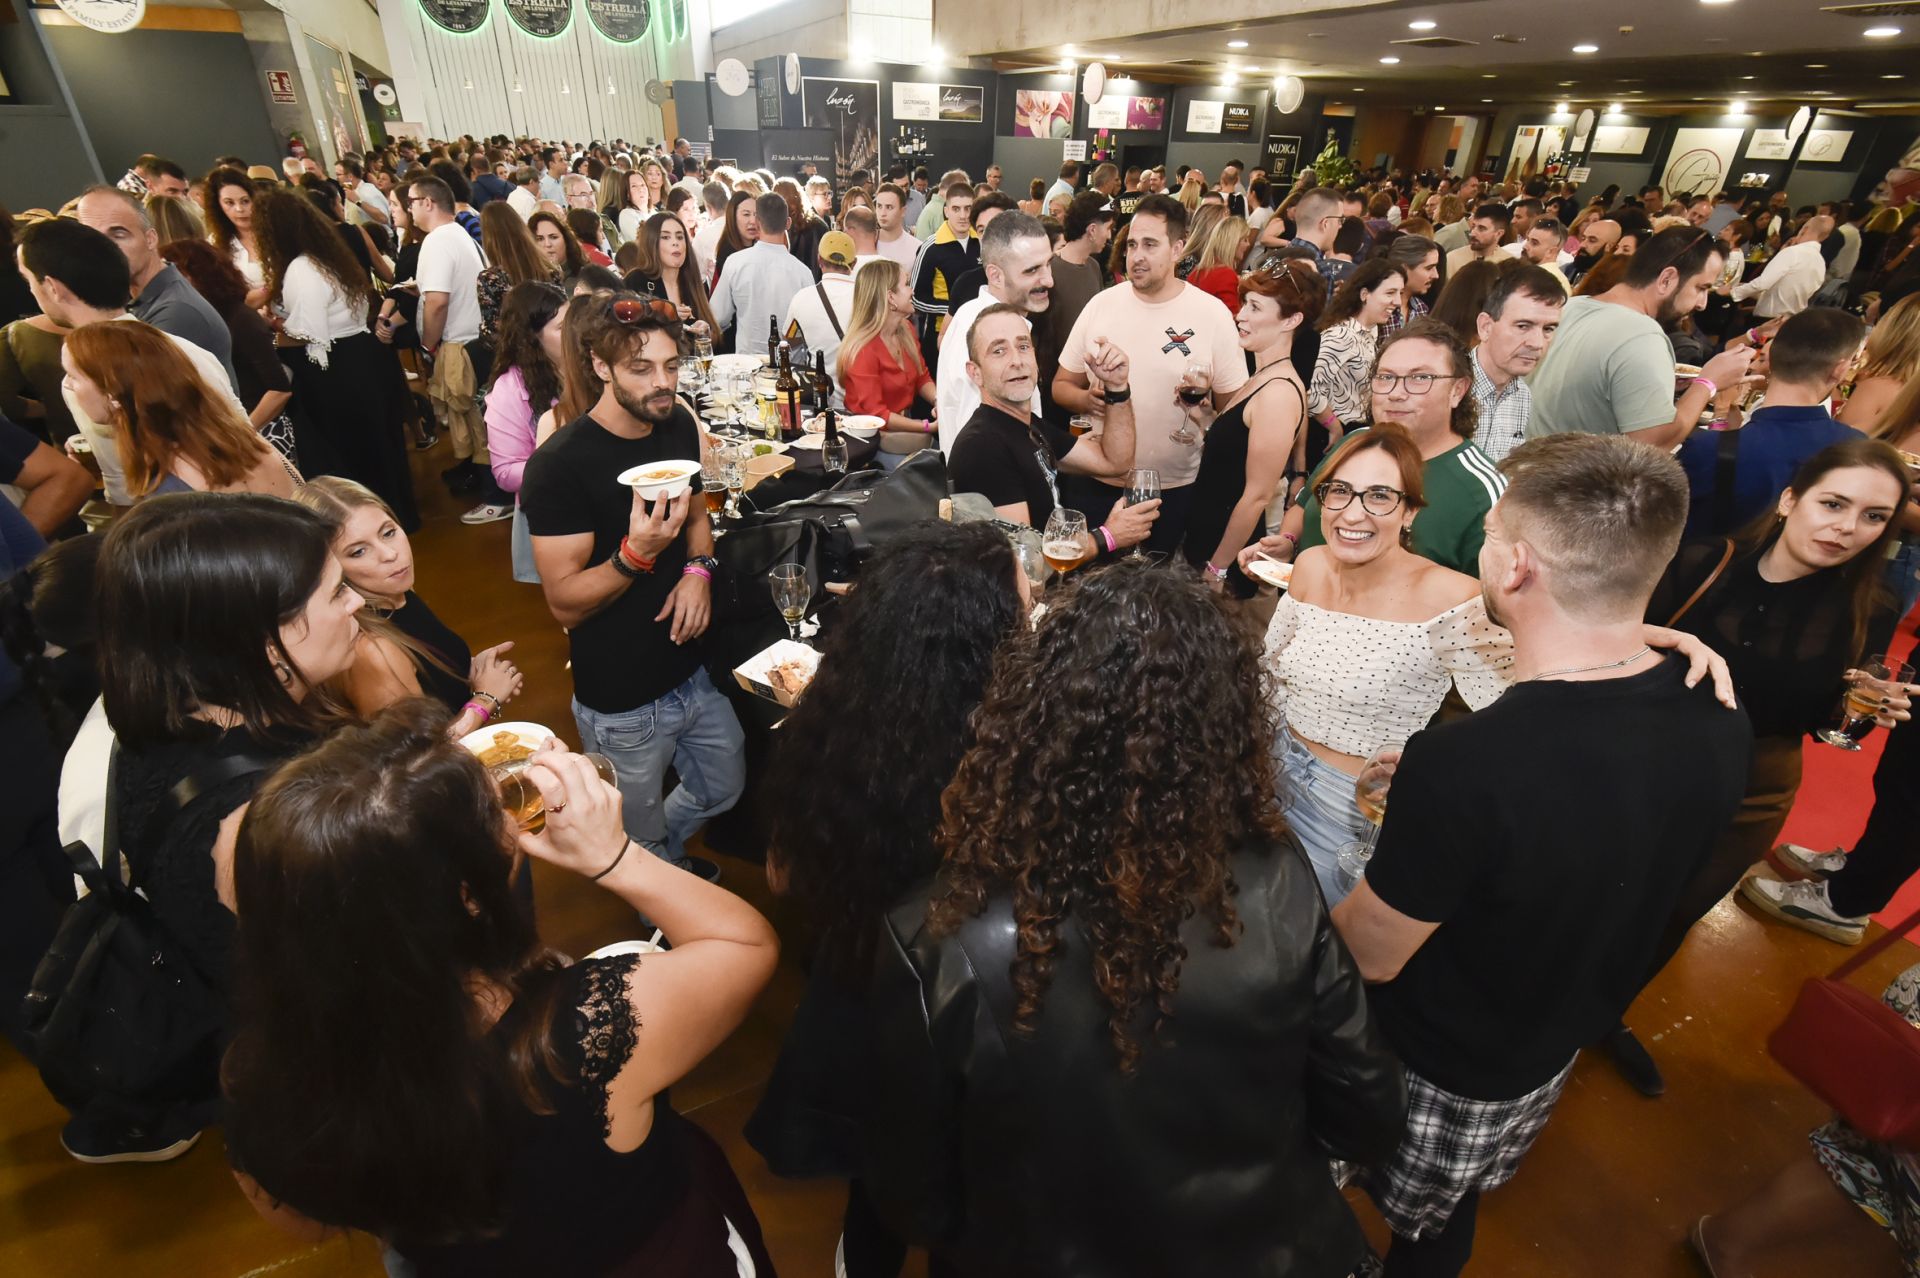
[1262,594,1515,758]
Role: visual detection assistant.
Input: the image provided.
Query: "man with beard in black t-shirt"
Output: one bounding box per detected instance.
[1331,435,1749,1277]
[522,295,739,883]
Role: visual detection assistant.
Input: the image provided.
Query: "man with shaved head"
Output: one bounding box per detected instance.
[1565,218,1620,288]
[1727,213,1833,319]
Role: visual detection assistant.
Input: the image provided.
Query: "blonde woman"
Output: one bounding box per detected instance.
[1175,172,1205,213]
[1838,293,1920,430]
[837,259,936,441]
[1187,214,1251,312]
[146,193,205,246]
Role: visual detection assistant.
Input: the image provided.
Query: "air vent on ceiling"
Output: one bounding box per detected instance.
[1165,58,1214,66]
[1821,3,1920,15]
[1490,34,1528,44]
[1390,36,1479,48]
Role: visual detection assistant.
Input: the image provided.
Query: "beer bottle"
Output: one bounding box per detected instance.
[822,407,848,476]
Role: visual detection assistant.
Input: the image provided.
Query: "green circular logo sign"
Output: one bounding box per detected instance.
[420,0,489,35]
[585,0,649,43]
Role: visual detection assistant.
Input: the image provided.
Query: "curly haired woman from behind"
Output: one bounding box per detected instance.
[865,559,1408,1277]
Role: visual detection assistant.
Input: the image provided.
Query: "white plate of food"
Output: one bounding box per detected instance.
[708,353,765,376]
[459,721,555,767]
[739,439,790,457]
[1244,557,1294,590]
[617,459,701,500]
[801,413,884,439]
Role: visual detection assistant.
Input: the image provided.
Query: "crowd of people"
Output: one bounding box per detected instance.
[3,130,1920,1278]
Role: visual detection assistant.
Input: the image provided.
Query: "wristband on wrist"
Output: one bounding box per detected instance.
[591,836,632,882]
[461,699,493,723]
[472,690,502,714]
[618,537,656,572]
[1747,327,1762,346]
[1204,562,1228,580]
[1280,530,1299,545]
[682,562,712,581]
[1097,525,1117,554]
[1100,384,1132,404]
[1690,376,1719,398]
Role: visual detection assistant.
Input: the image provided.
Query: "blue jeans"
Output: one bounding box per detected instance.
[573,668,746,866]
[1886,539,1920,624]
[1275,728,1370,907]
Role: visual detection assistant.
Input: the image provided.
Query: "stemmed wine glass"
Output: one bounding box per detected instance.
[702,475,729,538]
[1816,656,1915,750]
[720,443,747,519]
[1333,742,1404,894]
[769,562,812,643]
[1125,468,1159,560]
[1172,362,1211,444]
[1042,508,1091,575]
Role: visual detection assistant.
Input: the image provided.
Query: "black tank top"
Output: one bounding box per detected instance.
[1182,373,1306,595]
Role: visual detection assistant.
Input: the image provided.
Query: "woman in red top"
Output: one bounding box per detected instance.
[836,259,937,436]
[1186,214,1253,313]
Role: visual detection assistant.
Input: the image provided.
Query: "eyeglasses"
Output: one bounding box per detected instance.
[612,297,680,325]
[1370,371,1460,394]
[1315,481,1407,516]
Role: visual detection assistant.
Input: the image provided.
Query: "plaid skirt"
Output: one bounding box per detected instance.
[1357,1057,1576,1239]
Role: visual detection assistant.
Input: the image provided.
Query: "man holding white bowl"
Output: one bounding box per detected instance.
[521,294,740,884]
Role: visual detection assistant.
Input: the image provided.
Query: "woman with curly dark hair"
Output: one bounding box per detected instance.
[867,558,1408,1277]
[745,519,1024,1276]
[255,187,418,530]
[527,210,586,279]
[159,238,295,453]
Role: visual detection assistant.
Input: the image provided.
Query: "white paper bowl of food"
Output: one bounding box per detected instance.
[459,721,555,767]
[618,459,701,501]
[709,353,765,376]
[801,413,884,439]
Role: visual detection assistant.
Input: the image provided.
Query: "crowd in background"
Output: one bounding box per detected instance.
[2,127,1920,1278]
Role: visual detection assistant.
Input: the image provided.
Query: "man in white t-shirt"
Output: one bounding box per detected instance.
[507,166,541,220]
[785,232,860,409]
[18,217,245,506]
[335,156,390,227]
[873,183,921,273]
[935,211,1053,452]
[411,174,509,522]
[1053,194,1248,555]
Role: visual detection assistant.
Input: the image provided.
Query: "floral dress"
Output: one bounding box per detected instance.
[1809,962,1920,1273]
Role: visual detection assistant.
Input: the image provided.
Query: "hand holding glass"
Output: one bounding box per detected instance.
[1172,362,1210,444]
[1125,469,1159,559]
[1334,744,1404,892]
[1042,508,1092,574]
[493,752,619,834]
[1817,657,1916,750]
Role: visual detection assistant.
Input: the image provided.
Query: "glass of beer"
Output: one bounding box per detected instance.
[1334,742,1404,893]
[1817,657,1914,750]
[493,753,620,834]
[703,476,730,538]
[1069,414,1094,438]
[1042,508,1092,574]
[1125,468,1159,560]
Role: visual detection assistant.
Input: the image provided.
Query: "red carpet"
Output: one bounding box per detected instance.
[1773,606,1919,925]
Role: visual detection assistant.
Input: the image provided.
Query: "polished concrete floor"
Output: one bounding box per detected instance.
[0,442,1909,1277]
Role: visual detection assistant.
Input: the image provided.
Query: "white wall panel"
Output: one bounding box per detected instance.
[380,1,682,143]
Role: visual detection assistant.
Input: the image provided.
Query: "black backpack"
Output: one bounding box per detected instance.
[21,749,264,1112]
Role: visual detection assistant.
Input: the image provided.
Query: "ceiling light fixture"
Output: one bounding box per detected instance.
[1482,73,1497,79]
[1885,74,1906,79]
[1729,97,1748,113]
[1554,101,1568,114]
[1482,98,1493,103]
[1409,19,1437,30]
[1700,0,1736,5]
[1380,55,1401,64]
[1572,43,1598,54]
[1865,26,1901,38]
[1222,72,1239,86]
[1608,101,1623,113]
[1435,104,1447,111]
[1807,63,1828,68]
[1228,39,1248,48]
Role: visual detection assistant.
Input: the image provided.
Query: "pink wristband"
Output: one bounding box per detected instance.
[1098,525,1117,554]
[682,563,712,581]
[1280,531,1299,545]
[461,699,493,723]
[1690,376,1718,398]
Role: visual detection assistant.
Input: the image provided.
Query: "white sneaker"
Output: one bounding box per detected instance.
[460,502,513,525]
[1741,874,1867,945]
[1774,843,1848,880]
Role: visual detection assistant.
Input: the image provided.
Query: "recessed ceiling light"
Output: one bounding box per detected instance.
[1608,101,1623,113]
[1554,101,1569,114]
[1227,39,1248,48]
[1807,63,1828,68]
[1740,75,1754,80]
[1704,36,1729,43]
[1572,43,1598,54]
[1482,98,1493,102]
[1865,26,1901,38]
[1354,87,1366,92]
[1380,55,1401,64]
[1559,81,1575,86]
[1482,73,1497,79]
[1700,0,1736,5]
[1730,98,1748,113]
[1885,73,1906,79]
[1409,20,1437,30]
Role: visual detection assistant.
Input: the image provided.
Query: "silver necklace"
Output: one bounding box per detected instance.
[1527,646,1652,682]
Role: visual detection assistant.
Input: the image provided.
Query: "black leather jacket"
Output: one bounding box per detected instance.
[865,836,1408,1277]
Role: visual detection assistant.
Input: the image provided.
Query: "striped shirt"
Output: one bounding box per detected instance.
[1469,348,1532,464]
[1296,426,1506,575]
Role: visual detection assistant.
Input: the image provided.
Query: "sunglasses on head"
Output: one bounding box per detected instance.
[612,297,679,325]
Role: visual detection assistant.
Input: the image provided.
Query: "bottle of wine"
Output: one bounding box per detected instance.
[774,344,800,432]
[822,406,848,476]
[811,349,832,411]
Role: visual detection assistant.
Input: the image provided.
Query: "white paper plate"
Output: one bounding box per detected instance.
[458,721,555,760]
[1245,558,1294,590]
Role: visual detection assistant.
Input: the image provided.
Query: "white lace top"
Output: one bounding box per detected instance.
[1262,594,1515,757]
[278,255,367,369]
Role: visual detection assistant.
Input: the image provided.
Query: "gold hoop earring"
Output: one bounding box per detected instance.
[273,661,292,685]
